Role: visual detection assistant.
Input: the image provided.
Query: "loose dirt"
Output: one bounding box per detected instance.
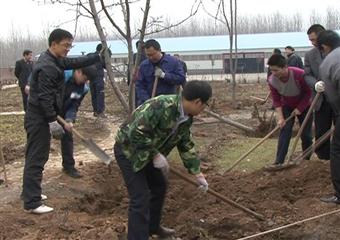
[1,82,339,240]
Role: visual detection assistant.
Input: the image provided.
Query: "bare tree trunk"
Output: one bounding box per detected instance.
[233,0,238,106]
[88,0,129,113]
[128,0,151,112]
[228,0,236,106]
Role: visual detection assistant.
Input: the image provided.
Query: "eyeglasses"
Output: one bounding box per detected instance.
[59,43,74,50]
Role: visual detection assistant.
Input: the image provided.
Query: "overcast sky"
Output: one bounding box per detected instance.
[1,0,339,39]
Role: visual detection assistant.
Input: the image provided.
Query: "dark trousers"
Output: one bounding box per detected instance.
[22,110,51,210]
[114,143,167,240]
[61,130,75,170]
[315,100,334,160]
[20,86,28,112]
[90,78,105,114]
[275,106,313,164]
[331,116,340,197]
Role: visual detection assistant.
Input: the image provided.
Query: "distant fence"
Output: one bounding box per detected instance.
[0,67,17,86]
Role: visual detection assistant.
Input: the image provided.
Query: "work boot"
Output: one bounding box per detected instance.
[25,205,54,214]
[63,167,82,178]
[320,195,340,204]
[150,226,175,238]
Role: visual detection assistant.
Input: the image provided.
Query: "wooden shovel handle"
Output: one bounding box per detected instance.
[56,116,85,141]
[151,76,159,98]
[170,168,265,221]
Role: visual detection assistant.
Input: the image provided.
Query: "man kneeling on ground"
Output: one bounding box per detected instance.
[114,80,211,240]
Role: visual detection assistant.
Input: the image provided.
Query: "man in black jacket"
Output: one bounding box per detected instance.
[304,24,333,160]
[285,46,304,69]
[88,44,110,118]
[316,31,340,204]
[15,49,33,111]
[22,28,101,214]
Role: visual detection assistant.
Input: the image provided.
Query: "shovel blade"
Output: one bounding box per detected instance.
[81,138,112,165]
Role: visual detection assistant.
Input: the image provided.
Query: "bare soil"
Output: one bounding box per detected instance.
[1,81,339,240]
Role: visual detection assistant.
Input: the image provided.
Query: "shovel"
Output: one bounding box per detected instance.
[171,168,265,221]
[286,92,321,164]
[57,116,112,165]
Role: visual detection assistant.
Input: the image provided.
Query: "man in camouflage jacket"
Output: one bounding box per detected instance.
[114,80,212,240]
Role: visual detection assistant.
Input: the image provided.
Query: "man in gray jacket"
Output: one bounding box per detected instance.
[317,30,340,204]
[304,24,333,160]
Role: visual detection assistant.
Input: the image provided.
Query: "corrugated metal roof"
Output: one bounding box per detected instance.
[69,30,340,56]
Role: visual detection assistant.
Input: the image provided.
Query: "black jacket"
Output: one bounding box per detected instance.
[28,50,100,122]
[87,49,111,79]
[287,53,304,69]
[15,59,33,87]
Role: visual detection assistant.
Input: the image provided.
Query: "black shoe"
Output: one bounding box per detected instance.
[320,195,340,204]
[97,112,107,118]
[150,226,175,238]
[93,112,98,117]
[63,168,82,178]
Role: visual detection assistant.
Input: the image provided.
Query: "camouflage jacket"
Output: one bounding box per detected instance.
[115,94,200,174]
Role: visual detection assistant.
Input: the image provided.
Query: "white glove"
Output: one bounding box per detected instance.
[24,85,30,95]
[195,173,208,193]
[315,81,325,93]
[49,121,65,139]
[154,67,165,78]
[153,153,169,176]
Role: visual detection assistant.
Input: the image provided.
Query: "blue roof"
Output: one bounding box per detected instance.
[69,30,340,56]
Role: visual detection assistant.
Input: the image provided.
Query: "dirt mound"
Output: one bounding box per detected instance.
[2,142,25,164]
[158,160,334,239]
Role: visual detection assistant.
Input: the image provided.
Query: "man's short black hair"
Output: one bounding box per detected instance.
[307,24,325,35]
[48,28,73,47]
[182,80,212,104]
[267,54,287,68]
[23,49,32,56]
[273,48,281,55]
[136,40,144,49]
[96,43,102,52]
[144,39,161,51]
[317,30,340,51]
[285,46,295,51]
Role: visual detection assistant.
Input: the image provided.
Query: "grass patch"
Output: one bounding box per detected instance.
[216,137,277,173]
[0,115,25,146]
[215,136,304,173]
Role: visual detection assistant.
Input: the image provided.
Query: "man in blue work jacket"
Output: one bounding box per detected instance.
[136,39,186,106]
[61,66,96,178]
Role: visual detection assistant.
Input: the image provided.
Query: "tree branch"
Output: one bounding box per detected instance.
[99,0,127,39]
[144,0,201,36]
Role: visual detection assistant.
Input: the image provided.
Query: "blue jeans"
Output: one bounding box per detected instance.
[114,143,167,240]
[275,106,313,164]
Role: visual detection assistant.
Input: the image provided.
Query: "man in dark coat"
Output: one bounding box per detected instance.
[285,46,303,69]
[15,49,33,111]
[22,28,101,214]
